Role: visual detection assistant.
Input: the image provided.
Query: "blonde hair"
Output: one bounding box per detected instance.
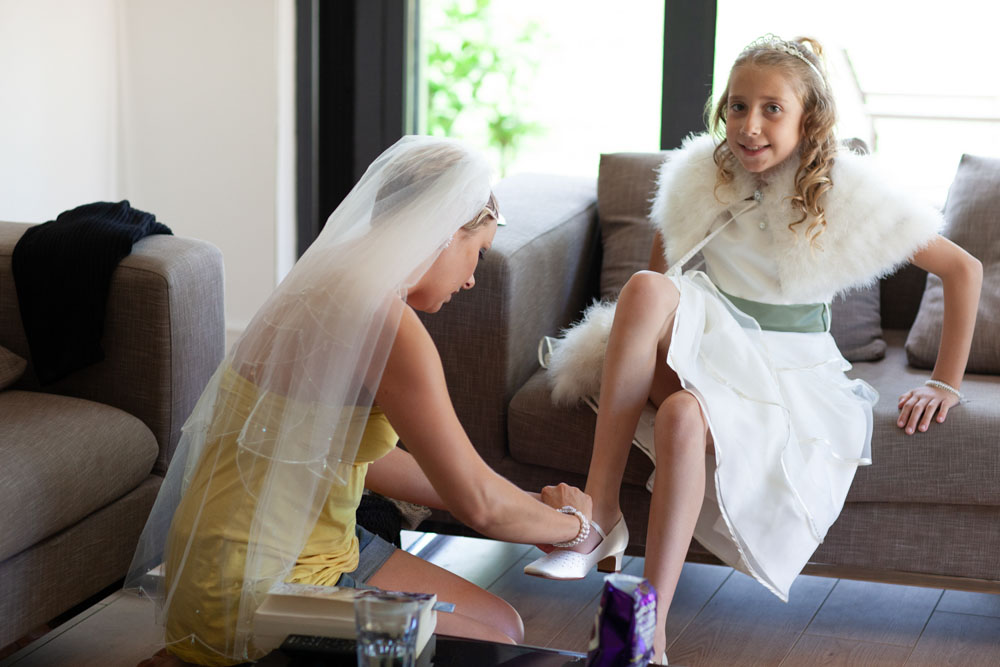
[709,36,837,244]
[463,191,499,231]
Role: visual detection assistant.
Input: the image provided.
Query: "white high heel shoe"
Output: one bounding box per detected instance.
[523,516,629,580]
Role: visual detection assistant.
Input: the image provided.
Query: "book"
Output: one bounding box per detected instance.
[252,581,437,657]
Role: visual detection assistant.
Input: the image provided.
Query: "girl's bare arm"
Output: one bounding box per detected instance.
[898,235,982,434]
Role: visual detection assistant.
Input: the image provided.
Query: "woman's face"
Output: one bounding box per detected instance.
[407,219,498,313]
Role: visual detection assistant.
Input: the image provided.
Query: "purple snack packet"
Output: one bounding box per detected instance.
[586,573,657,666]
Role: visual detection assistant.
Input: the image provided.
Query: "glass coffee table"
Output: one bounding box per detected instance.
[265,633,587,665]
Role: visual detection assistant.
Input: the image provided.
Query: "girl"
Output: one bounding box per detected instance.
[129,136,593,666]
[525,35,982,663]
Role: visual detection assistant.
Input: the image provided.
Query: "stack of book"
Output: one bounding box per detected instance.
[253,581,438,657]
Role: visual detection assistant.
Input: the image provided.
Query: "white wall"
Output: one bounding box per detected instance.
[118,0,291,336]
[0,0,295,339]
[0,0,121,219]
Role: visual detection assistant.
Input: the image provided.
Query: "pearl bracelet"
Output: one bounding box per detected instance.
[552,505,590,548]
[925,379,963,400]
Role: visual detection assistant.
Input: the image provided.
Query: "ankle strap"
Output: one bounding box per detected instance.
[590,520,607,540]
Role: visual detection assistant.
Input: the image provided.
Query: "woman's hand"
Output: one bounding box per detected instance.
[897,384,960,435]
[539,483,593,520]
[533,483,593,552]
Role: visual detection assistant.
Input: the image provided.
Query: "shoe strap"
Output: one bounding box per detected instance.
[590,520,607,540]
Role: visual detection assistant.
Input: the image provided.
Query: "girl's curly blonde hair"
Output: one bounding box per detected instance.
[709,36,837,244]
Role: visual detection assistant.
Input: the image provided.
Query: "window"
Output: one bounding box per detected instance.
[715,1,1000,207]
[419,0,665,178]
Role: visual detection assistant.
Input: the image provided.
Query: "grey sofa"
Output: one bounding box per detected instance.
[0,220,225,647]
[420,154,1000,594]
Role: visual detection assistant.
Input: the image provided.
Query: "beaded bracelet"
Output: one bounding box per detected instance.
[925,379,964,400]
[552,505,591,548]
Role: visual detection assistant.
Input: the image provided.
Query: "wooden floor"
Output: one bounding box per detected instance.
[3,531,1000,666]
[403,532,1000,666]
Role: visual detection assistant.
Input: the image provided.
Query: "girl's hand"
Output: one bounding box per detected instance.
[897,385,960,435]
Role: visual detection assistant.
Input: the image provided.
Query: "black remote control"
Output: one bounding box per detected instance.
[280,633,357,658]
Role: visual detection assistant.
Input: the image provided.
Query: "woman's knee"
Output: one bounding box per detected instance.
[455,589,524,644]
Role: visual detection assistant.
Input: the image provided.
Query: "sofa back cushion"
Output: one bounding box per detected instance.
[880,264,928,330]
[905,153,1000,373]
[0,344,26,390]
[597,152,665,299]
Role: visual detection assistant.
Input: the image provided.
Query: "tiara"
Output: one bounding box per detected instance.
[740,33,826,83]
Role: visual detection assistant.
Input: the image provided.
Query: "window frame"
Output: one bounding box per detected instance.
[297,0,717,251]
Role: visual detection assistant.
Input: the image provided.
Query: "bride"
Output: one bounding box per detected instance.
[129,136,593,666]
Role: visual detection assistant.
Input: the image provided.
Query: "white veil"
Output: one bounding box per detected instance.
[126,136,493,662]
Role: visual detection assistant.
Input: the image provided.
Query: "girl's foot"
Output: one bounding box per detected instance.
[523,516,629,580]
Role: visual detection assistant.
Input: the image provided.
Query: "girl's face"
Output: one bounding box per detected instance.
[725,65,804,174]
[407,219,497,313]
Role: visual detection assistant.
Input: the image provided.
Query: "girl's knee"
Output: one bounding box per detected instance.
[619,271,678,314]
[654,391,707,453]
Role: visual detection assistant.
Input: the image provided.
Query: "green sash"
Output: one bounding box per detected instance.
[720,289,830,333]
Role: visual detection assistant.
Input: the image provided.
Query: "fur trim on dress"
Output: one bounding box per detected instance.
[547,300,616,405]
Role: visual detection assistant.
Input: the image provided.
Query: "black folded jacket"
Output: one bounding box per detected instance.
[11,200,172,385]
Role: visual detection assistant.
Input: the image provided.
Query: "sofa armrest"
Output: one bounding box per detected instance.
[419,173,599,466]
[0,222,225,472]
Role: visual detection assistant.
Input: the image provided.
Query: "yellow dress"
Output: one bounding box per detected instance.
[162,366,398,665]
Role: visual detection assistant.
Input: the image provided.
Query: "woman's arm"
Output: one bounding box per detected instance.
[365,447,447,510]
[897,234,983,434]
[374,306,589,546]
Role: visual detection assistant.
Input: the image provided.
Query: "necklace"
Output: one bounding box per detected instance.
[753,189,767,229]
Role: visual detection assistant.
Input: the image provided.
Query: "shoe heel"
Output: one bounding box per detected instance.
[596,553,622,573]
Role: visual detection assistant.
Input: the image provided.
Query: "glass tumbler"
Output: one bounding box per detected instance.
[353,591,422,667]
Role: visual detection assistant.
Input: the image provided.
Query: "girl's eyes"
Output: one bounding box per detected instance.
[729,102,782,113]
[478,248,487,261]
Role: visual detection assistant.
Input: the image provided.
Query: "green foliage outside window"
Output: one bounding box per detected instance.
[424,0,544,175]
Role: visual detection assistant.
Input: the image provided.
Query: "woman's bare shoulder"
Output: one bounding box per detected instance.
[378,304,446,397]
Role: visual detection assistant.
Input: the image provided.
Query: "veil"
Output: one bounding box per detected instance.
[126,136,493,662]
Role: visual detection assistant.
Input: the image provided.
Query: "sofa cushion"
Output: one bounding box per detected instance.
[509,369,655,488]
[596,152,664,299]
[510,332,1000,505]
[905,154,1000,373]
[0,390,158,561]
[846,331,1000,504]
[0,344,26,390]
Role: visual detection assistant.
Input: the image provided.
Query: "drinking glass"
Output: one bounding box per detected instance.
[353,591,422,667]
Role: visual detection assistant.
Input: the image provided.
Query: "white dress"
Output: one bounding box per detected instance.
[545,134,943,601]
[641,216,876,601]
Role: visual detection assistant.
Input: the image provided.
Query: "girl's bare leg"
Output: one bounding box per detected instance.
[644,390,710,658]
[576,271,680,548]
[566,269,709,658]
